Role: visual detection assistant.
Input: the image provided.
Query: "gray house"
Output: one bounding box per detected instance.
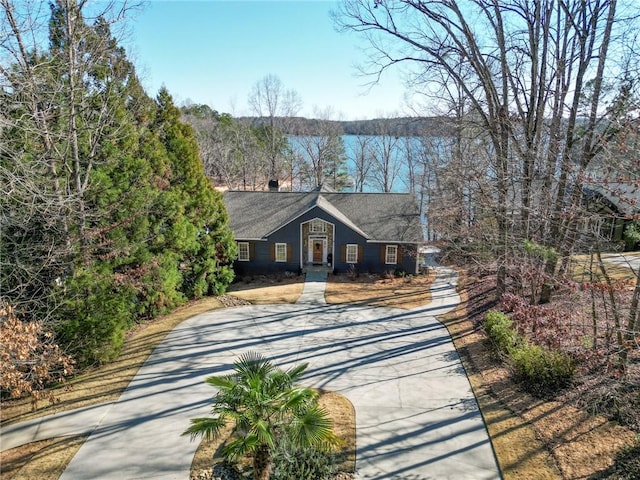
[583,181,640,250]
[223,186,425,275]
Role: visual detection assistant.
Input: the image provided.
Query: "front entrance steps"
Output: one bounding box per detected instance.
[303,264,332,275]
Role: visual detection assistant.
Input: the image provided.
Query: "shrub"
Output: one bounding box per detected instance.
[271,442,335,480]
[484,310,519,354]
[56,268,136,367]
[484,310,575,396]
[0,304,74,407]
[511,343,575,395]
[347,263,358,280]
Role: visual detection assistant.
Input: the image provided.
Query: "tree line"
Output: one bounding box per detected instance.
[243,115,454,137]
[0,0,236,399]
[334,0,640,375]
[181,87,451,195]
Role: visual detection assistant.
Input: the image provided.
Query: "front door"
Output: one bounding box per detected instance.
[312,240,324,264]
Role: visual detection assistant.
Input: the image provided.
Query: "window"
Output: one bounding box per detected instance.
[385,245,398,264]
[237,242,250,261]
[310,219,326,233]
[346,244,358,263]
[275,243,287,262]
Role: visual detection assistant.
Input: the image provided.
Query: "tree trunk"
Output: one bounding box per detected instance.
[595,247,627,373]
[253,444,272,480]
[626,267,640,341]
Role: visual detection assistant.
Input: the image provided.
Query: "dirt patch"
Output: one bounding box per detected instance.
[325,271,435,309]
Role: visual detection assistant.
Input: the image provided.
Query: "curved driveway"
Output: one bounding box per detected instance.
[4,268,500,480]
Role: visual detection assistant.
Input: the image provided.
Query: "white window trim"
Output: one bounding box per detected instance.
[385,245,398,265]
[237,242,250,262]
[275,242,287,262]
[346,244,358,263]
[310,219,326,233]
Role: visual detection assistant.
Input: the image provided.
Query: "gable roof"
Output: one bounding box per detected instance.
[584,181,640,215]
[223,190,424,243]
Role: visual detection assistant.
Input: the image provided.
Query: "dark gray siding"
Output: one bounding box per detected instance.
[333,221,367,273]
[267,218,301,272]
[233,205,419,276]
[340,243,418,275]
[233,240,299,276]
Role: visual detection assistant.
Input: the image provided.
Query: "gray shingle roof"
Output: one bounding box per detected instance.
[223,191,424,243]
[584,182,640,215]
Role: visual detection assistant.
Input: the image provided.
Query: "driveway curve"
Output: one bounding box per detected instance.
[3,268,500,480]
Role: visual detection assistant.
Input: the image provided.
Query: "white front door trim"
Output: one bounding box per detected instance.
[308,235,327,264]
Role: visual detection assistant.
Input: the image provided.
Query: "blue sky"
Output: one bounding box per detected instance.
[124,0,410,120]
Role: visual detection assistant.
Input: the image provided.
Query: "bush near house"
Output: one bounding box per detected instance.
[484,310,575,396]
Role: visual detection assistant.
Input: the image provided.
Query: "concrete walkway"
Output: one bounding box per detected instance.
[2,267,500,480]
[601,252,640,273]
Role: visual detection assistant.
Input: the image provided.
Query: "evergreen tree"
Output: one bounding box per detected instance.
[1,1,236,367]
[152,87,236,299]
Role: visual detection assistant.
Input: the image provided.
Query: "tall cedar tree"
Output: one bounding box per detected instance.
[1,1,235,368]
[152,87,236,300]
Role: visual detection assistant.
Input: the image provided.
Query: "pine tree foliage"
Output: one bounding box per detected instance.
[0,0,235,369]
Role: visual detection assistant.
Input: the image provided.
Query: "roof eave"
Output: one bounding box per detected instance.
[366,240,423,245]
[263,194,371,239]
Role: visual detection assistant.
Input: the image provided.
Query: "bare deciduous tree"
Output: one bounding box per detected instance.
[336,0,635,300]
[291,106,349,190]
[1,0,137,317]
[351,134,374,192]
[248,74,302,182]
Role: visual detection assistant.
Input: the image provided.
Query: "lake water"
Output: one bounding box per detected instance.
[289,134,436,193]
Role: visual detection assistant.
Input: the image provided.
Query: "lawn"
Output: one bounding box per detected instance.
[569,251,640,282]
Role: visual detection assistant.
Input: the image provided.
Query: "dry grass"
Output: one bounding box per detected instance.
[438,283,562,480]
[3,268,633,480]
[0,278,316,480]
[0,436,87,480]
[318,391,357,474]
[1,296,226,424]
[227,276,304,304]
[569,252,639,282]
[0,280,304,426]
[448,271,639,480]
[325,271,435,309]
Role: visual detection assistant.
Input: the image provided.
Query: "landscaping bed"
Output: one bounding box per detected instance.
[447,269,639,479]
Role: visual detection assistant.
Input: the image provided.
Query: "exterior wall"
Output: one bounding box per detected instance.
[232,206,420,275]
[233,239,299,275]
[295,208,339,267]
[335,242,418,275]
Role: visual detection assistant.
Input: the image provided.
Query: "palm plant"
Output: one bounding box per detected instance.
[183,352,339,480]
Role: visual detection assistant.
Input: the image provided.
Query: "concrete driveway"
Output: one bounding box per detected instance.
[3,268,500,480]
[602,253,640,273]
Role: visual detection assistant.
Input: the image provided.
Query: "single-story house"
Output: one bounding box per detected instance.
[222,185,425,275]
